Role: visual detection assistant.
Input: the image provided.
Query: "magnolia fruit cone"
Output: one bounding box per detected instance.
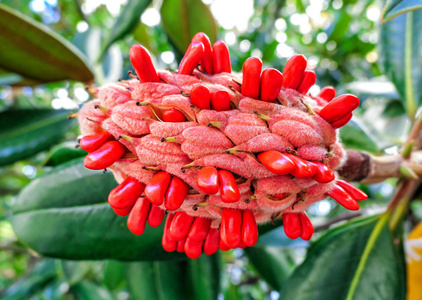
[77,32,367,259]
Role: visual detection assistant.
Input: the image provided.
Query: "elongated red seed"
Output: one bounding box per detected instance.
[285,154,316,178]
[218,170,241,203]
[311,162,335,183]
[260,68,283,102]
[257,150,295,175]
[219,238,230,251]
[297,70,316,94]
[299,212,314,240]
[112,205,133,217]
[162,213,177,252]
[192,32,214,74]
[108,177,145,209]
[241,57,262,99]
[148,204,165,227]
[318,94,360,123]
[162,108,186,122]
[170,212,195,241]
[282,55,307,89]
[190,84,211,109]
[79,132,113,153]
[188,217,211,241]
[178,42,205,75]
[241,210,258,247]
[331,112,353,129]
[184,238,204,259]
[177,237,186,253]
[336,180,368,201]
[318,86,336,101]
[212,41,231,73]
[84,141,125,170]
[203,228,220,255]
[197,166,219,194]
[164,176,189,211]
[129,44,160,83]
[144,172,171,205]
[327,185,360,210]
[282,213,302,239]
[220,208,242,248]
[127,198,151,235]
[211,90,231,111]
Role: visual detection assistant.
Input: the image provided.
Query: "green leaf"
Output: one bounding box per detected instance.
[279,214,406,300]
[101,0,152,57]
[0,4,94,84]
[379,10,422,118]
[244,246,295,291]
[71,281,117,300]
[160,0,217,53]
[43,141,87,166]
[102,260,126,290]
[382,0,422,23]
[126,254,220,300]
[12,158,185,261]
[0,109,76,166]
[340,122,379,154]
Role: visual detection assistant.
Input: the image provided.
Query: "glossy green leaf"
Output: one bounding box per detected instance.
[43,141,87,166]
[0,109,76,166]
[101,0,152,57]
[102,260,126,290]
[126,254,220,300]
[12,158,185,261]
[280,214,406,300]
[382,0,422,22]
[71,281,117,300]
[340,122,379,154]
[0,4,94,84]
[244,246,295,291]
[379,10,422,118]
[160,0,217,53]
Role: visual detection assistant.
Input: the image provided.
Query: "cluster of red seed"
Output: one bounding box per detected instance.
[78,32,367,259]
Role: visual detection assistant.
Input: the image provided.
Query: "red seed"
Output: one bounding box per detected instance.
[84,141,125,170]
[257,150,295,175]
[188,217,211,241]
[328,185,360,210]
[178,42,205,75]
[260,68,283,102]
[241,57,262,99]
[162,108,186,122]
[129,44,160,83]
[79,132,113,153]
[144,172,172,206]
[282,213,302,239]
[285,154,316,178]
[197,166,219,194]
[241,210,258,247]
[211,90,231,111]
[318,94,360,123]
[220,208,241,248]
[164,176,189,211]
[212,41,231,73]
[311,162,335,183]
[108,177,145,209]
[190,84,211,109]
[162,213,177,252]
[127,198,151,235]
[112,205,133,217]
[331,112,353,129]
[318,86,336,101]
[219,238,230,251]
[297,70,316,94]
[218,170,241,203]
[336,180,368,201]
[170,212,195,241]
[147,204,165,227]
[184,238,204,259]
[282,55,307,90]
[192,32,214,74]
[177,237,186,253]
[299,212,314,240]
[203,228,220,255]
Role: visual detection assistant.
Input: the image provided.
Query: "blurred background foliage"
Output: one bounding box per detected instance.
[0,0,421,299]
